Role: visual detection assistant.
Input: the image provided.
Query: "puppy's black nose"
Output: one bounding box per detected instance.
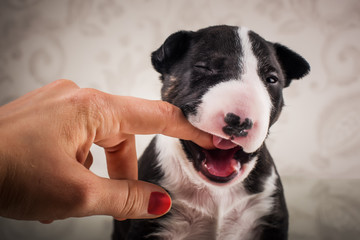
[222,112,253,139]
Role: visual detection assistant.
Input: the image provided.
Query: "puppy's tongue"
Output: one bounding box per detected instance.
[213,135,237,149]
[202,137,241,178]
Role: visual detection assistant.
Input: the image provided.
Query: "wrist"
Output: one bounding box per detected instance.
[0,151,10,217]
[0,134,20,218]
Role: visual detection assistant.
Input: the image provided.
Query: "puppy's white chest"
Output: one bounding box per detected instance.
[152,188,275,240]
[153,135,278,239]
[155,202,217,240]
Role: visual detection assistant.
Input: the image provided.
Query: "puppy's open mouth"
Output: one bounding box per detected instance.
[181,136,253,184]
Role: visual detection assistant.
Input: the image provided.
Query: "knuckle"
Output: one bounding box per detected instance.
[156,100,178,117]
[69,88,108,125]
[155,101,181,132]
[76,88,102,108]
[72,179,98,217]
[120,181,144,217]
[53,79,78,89]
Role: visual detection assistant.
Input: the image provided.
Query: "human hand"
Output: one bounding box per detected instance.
[0,79,213,223]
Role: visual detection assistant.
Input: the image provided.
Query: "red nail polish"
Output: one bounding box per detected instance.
[148,192,171,215]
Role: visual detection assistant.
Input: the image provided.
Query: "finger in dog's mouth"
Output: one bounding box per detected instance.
[181,135,253,184]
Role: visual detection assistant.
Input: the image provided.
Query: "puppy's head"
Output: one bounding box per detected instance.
[152,25,309,185]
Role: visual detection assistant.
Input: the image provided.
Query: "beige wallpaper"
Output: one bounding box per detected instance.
[0,0,359,239]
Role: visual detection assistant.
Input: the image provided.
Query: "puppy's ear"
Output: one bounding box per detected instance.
[151,31,192,75]
[274,43,310,87]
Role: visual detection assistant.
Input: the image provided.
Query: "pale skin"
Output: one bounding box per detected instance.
[0,79,214,223]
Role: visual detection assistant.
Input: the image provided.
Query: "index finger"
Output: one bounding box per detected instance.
[109,96,214,149]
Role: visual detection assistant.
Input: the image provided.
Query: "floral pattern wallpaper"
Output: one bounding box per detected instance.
[0,0,359,239]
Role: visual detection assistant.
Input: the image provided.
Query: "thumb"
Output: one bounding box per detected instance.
[92,177,172,219]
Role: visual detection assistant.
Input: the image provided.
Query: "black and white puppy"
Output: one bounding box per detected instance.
[113,25,310,240]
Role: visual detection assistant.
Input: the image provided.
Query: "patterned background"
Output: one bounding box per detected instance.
[0,0,359,239]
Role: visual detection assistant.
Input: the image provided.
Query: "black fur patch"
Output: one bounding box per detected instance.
[151,25,242,117]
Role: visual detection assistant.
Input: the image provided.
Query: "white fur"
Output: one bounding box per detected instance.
[149,135,277,240]
[188,28,272,153]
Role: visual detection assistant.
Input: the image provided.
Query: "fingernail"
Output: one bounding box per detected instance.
[148,192,171,215]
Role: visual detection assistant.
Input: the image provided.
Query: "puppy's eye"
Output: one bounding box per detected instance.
[266,76,278,84]
[194,62,213,73]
